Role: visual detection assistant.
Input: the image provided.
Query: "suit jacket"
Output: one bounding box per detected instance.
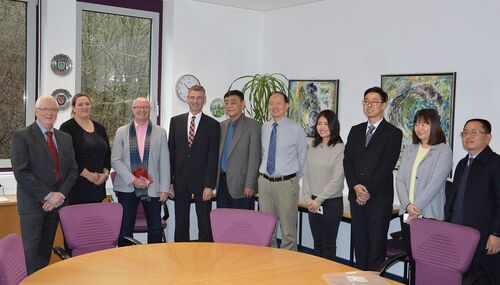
[111,122,170,197]
[343,119,403,205]
[11,122,78,214]
[168,113,220,194]
[396,143,453,219]
[218,115,261,199]
[445,146,500,240]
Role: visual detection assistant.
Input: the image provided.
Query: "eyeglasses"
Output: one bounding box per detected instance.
[362,100,383,106]
[132,106,150,110]
[460,129,488,137]
[36,108,59,114]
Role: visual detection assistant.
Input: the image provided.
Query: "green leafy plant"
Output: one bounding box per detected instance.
[228,73,288,124]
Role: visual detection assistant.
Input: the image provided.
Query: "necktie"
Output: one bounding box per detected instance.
[450,156,474,224]
[46,131,60,181]
[188,116,196,148]
[266,122,278,175]
[221,122,235,172]
[365,125,375,146]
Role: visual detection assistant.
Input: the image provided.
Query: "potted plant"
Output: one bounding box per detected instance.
[228,73,288,124]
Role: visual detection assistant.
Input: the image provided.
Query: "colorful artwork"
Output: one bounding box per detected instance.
[288,80,339,136]
[381,73,456,167]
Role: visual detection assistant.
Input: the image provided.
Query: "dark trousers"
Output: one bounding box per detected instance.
[116,191,162,246]
[216,173,255,210]
[466,236,500,285]
[400,215,416,285]
[308,196,343,261]
[350,201,392,271]
[19,210,59,275]
[174,190,213,242]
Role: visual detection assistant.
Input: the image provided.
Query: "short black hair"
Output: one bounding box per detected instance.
[465,118,492,134]
[224,90,244,101]
[269,91,289,103]
[364,86,388,102]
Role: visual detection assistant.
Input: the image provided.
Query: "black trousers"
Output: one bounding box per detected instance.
[308,196,343,261]
[350,201,392,271]
[174,190,213,242]
[216,173,255,210]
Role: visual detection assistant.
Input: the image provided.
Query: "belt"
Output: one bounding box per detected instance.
[261,173,296,182]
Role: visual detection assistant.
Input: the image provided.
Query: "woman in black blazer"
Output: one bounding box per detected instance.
[60,93,111,204]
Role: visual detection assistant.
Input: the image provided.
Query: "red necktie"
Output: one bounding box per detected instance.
[46,131,61,181]
[188,116,196,148]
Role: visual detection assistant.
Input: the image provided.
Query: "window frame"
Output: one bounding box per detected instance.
[0,0,37,170]
[75,2,160,121]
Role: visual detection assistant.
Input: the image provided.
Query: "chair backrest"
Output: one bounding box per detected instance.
[410,219,480,285]
[0,233,27,285]
[59,202,123,256]
[210,208,276,246]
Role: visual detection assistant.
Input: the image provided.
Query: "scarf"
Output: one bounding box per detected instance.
[129,121,152,201]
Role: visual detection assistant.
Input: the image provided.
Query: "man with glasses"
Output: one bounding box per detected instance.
[343,87,402,270]
[11,95,78,274]
[445,119,500,284]
[111,97,170,246]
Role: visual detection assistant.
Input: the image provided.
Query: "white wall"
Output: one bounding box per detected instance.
[262,0,500,166]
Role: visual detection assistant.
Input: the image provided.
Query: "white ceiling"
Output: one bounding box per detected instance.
[192,0,324,11]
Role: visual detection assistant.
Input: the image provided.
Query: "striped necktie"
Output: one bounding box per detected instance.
[188,116,196,148]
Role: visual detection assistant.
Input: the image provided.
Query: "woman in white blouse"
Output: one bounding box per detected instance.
[303,110,345,261]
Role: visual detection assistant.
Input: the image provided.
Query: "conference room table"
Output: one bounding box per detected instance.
[22,242,402,285]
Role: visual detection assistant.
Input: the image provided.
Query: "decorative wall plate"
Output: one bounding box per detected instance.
[51,89,72,110]
[210,98,224,118]
[50,54,73,76]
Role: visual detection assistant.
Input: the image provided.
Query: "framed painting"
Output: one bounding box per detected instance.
[288,79,339,137]
[381,72,456,168]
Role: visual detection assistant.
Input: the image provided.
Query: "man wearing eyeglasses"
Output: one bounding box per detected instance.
[111,97,170,246]
[11,95,78,274]
[445,119,500,284]
[343,87,402,271]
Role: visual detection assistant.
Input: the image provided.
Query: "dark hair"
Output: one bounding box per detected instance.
[465,118,492,134]
[313,109,343,147]
[364,87,388,102]
[224,90,244,101]
[411,108,446,145]
[269,91,289,103]
[189,84,206,96]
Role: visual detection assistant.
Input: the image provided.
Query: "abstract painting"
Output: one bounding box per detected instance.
[381,73,456,167]
[288,80,339,137]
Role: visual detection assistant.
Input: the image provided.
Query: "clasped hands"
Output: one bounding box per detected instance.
[82,168,108,185]
[354,184,370,205]
[43,192,65,212]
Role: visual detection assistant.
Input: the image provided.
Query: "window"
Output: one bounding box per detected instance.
[0,0,36,169]
[76,3,160,143]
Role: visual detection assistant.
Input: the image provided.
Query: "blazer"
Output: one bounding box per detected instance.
[11,122,78,214]
[217,115,261,199]
[111,122,170,197]
[445,146,500,240]
[168,113,220,194]
[396,143,453,220]
[343,119,403,205]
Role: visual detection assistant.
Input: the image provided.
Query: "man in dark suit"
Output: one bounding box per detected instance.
[11,95,78,274]
[168,85,220,242]
[343,87,402,271]
[217,90,261,210]
[445,119,500,285]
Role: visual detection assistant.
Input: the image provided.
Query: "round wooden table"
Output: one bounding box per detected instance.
[22,242,400,284]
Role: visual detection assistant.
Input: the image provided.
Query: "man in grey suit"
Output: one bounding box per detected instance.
[111,97,170,246]
[11,95,78,274]
[217,90,261,210]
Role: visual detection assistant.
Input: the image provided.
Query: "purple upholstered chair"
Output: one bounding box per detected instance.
[54,202,123,259]
[210,208,276,246]
[410,219,480,285]
[0,233,27,285]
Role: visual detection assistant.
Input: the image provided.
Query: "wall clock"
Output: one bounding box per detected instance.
[175,74,200,103]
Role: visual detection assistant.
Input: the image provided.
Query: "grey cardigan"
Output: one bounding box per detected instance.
[111,122,170,197]
[396,143,452,220]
